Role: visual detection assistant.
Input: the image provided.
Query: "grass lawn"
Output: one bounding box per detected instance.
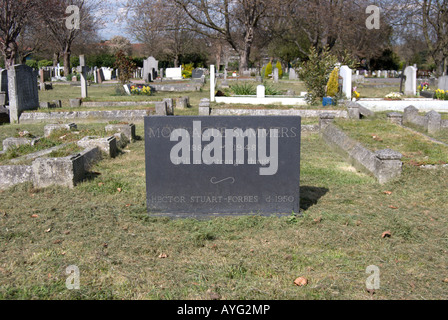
[1,122,447,300]
[335,115,448,166]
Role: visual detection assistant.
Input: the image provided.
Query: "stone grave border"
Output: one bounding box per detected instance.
[0,123,136,190]
[319,114,403,184]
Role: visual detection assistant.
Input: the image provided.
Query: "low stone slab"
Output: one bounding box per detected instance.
[10,143,68,164]
[322,123,403,184]
[32,154,85,189]
[2,137,41,151]
[44,123,77,138]
[79,147,102,171]
[105,123,136,143]
[77,136,118,158]
[19,110,153,123]
[0,165,33,190]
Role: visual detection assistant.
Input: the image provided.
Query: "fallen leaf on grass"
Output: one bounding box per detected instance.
[382,231,392,238]
[53,239,63,244]
[314,217,322,223]
[383,191,393,195]
[45,228,51,233]
[389,205,398,210]
[443,278,448,283]
[98,183,104,187]
[158,253,168,259]
[294,277,309,287]
[117,188,122,193]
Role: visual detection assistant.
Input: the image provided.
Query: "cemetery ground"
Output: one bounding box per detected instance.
[1,77,448,300]
[1,122,448,300]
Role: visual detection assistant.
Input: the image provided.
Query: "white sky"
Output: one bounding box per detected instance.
[97,0,134,42]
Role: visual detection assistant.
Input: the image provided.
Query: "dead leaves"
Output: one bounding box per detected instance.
[158,253,168,259]
[371,134,383,142]
[294,277,309,287]
[381,231,392,238]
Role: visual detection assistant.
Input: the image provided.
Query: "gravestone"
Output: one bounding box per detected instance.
[0,69,8,104]
[273,69,279,83]
[289,68,298,80]
[144,116,302,217]
[340,66,352,100]
[404,66,417,95]
[143,56,159,82]
[165,68,182,80]
[97,69,105,84]
[438,76,448,91]
[192,69,204,79]
[101,67,113,81]
[8,65,39,123]
[78,55,88,98]
[257,85,265,98]
[210,65,216,102]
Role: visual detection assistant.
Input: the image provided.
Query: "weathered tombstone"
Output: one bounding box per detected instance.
[273,69,279,83]
[289,68,298,80]
[438,76,448,91]
[7,65,39,123]
[192,69,204,79]
[144,116,302,217]
[97,69,104,84]
[143,57,159,83]
[340,66,352,100]
[404,66,417,96]
[76,55,88,98]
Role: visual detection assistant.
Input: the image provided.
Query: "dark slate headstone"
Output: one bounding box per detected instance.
[0,69,8,103]
[145,116,301,217]
[8,65,39,123]
[192,68,204,79]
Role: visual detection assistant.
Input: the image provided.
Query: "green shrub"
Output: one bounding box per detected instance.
[25,60,38,69]
[296,46,338,105]
[264,62,273,79]
[264,82,281,96]
[38,60,54,69]
[326,67,339,97]
[230,83,256,95]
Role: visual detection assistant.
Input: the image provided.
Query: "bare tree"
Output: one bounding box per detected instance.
[125,0,198,67]
[267,0,394,63]
[0,0,38,68]
[37,0,102,75]
[173,0,270,71]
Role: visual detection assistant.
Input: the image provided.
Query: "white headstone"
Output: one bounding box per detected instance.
[257,85,265,98]
[101,67,113,81]
[289,68,298,80]
[210,65,216,102]
[404,66,417,96]
[165,68,182,80]
[340,66,352,100]
[273,69,279,83]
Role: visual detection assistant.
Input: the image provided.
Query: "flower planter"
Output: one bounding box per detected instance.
[322,97,336,106]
